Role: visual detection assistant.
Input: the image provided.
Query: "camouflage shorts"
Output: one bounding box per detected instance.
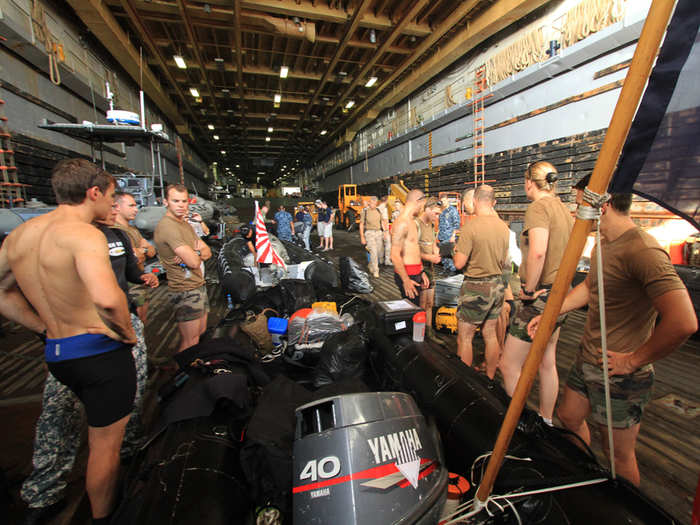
[170,285,210,322]
[508,291,567,342]
[456,277,505,324]
[128,283,151,307]
[566,354,654,428]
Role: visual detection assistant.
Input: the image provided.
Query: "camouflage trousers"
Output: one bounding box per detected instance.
[365,230,384,274]
[382,231,392,266]
[566,353,654,429]
[456,277,505,324]
[21,314,147,508]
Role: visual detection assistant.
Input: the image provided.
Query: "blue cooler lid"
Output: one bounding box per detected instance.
[267,317,289,334]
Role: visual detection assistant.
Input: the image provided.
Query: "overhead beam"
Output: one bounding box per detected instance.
[339,0,549,144]
[176,0,220,118]
[320,0,430,130]
[65,0,191,138]
[109,0,431,36]
[233,0,248,135]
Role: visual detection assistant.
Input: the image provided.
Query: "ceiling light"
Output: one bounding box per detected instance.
[268,127,273,133]
[320,130,327,135]
[280,66,289,79]
[221,150,226,154]
[173,55,187,69]
[214,57,224,63]
[266,137,271,142]
[213,135,219,140]
[365,76,377,88]
[221,88,230,93]
[236,164,240,168]
[345,100,355,109]
[274,94,282,104]
[190,88,200,97]
[369,29,376,44]
[207,124,214,130]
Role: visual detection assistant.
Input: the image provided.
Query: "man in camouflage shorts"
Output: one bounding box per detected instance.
[453,185,510,378]
[170,285,210,322]
[508,289,566,343]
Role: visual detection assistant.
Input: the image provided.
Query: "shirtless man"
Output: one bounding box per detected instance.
[0,158,136,523]
[417,197,442,327]
[114,191,156,323]
[154,184,212,352]
[391,189,428,305]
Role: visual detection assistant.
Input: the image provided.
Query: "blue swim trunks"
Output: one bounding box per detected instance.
[45,333,126,362]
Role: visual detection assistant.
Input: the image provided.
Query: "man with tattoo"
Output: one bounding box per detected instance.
[390,190,428,305]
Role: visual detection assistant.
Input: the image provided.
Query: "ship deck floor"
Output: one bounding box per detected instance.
[0,229,697,524]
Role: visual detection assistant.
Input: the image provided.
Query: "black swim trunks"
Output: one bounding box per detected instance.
[47,341,136,428]
[394,272,423,306]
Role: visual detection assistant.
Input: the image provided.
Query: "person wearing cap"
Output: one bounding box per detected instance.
[360,196,384,278]
[453,185,510,378]
[417,197,442,328]
[499,161,574,426]
[316,200,333,251]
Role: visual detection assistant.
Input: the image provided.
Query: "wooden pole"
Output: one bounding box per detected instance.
[474,0,678,508]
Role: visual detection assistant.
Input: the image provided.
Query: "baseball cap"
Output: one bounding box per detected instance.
[314,199,323,206]
[424,196,442,209]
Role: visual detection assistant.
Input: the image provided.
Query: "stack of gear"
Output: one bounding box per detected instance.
[287,306,353,351]
[339,256,374,294]
[218,238,256,304]
[434,274,464,307]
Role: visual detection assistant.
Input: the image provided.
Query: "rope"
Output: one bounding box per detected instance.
[31,0,61,85]
[575,184,615,479]
[561,0,626,49]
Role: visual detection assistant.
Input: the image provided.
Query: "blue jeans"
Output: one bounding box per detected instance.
[302,225,311,250]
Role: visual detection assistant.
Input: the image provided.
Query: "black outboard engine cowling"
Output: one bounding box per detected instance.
[293,392,448,525]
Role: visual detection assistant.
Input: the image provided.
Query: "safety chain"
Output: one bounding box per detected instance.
[575,187,611,220]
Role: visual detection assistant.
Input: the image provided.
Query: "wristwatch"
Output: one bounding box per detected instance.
[195,249,202,256]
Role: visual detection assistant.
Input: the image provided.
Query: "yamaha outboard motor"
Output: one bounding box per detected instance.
[293,392,448,525]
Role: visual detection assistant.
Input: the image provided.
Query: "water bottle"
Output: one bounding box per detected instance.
[179,262,191,279]
[226,293,233,310]
[412,311,426,342]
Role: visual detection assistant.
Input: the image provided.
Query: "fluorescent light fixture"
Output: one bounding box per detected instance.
[207,124,215,130]
[221,88,230,93]
[236,164,240,168]
[320,130,327,135]
[221,150,226,154]
[190,87,200,97]
[365,76,377,87]
[213,135,219,140]
[274,93,282,104]
[268,127,273,133]
[280,66,289,78]
[214,57,224,63]
[266,137,271,142]
[345,100,355,109]
[173,55,187,69]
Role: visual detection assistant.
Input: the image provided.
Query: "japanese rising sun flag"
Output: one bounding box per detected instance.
[255,200,286,268]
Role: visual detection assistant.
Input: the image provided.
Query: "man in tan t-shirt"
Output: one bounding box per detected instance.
[359,196,384,278]
[114,191,157,323]
[154,184,212,352]
[528,193,696,486]
[417,197,442,328]
[453,185,510,377]
[378,195,392,266]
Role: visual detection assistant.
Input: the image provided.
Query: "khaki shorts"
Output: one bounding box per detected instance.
[169,285,210,322]
[128,283,151,308]
[508,289,567,343]
[566,353,654,429]
[457,277,505,324]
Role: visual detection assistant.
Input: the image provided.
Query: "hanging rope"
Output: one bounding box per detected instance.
[31,0,61,85]
[561,0,626,49]
[486,28,546,86]
[577,186,616,479]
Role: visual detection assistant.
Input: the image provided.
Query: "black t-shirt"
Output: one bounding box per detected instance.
[95,223,143,297]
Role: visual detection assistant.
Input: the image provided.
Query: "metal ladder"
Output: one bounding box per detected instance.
[0,97,28,208]
[472,65,488,185]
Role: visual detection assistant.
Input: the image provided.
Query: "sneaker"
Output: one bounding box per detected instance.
[372,271,380,278]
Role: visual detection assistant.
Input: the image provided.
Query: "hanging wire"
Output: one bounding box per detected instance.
[577,187,616,478]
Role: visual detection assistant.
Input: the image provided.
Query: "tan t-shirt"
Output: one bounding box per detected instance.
[154,215,204,291]
[581,227,686,365]
[113,223,145,257]
[417,218,437,256]
[454,215,510,278]
[520,195,574,287]
[361,207,383,231]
